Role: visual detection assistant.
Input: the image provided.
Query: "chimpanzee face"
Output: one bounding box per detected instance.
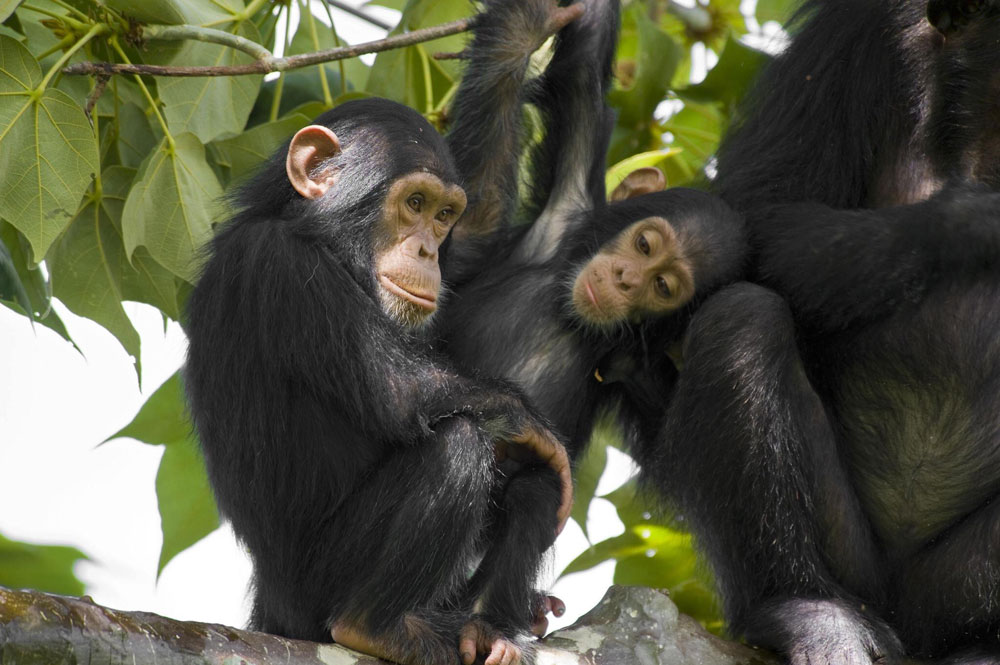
[285,124,466,328]
[373,172,466,327]
[570,216,695,328]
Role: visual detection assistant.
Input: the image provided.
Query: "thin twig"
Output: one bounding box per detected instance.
[326,0,393,31]
[84,74,109,127]
[63,15,479,77]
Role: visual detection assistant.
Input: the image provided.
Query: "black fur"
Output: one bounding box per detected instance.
[438,0,745,467]
[185,97,560,663]
[651,0,1000,661]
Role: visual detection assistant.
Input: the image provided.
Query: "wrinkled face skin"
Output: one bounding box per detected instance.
[571,217,695,327]
[374,172,467,327]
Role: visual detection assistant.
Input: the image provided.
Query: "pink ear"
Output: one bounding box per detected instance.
[609,167,666,202]
[286,125,343,199]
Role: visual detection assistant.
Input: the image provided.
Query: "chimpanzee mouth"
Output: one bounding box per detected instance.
[380,275,437,311]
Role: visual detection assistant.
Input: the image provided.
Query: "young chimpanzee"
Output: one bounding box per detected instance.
[184,95,576,665]
[440,0,745,465]
[650,0,1000,662]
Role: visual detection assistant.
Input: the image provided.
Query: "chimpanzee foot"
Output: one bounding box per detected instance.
[530,593,566,636]
[332,616,460,665]
[748,599,902,665]
[459,616,534,665]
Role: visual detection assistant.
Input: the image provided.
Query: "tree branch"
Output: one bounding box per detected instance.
[0,585,781,665]
[63,16,479,78]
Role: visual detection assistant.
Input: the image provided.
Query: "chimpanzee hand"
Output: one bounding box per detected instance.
[495,424,573,534]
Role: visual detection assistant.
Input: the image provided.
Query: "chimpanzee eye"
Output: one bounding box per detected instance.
[635,233,650,255]
[655,275,671,297]
[436,208,454,223]
[407,194,423,213]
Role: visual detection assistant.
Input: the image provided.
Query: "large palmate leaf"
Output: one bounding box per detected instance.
[121,133,222,282]
[155,436,219,576]
[679,35,770,110]
[107,373,220,575]
[153,21,263,144]
[50,167,143,380]
[0,0,20,23]
[0,36,99,262]
[211,113,310,180]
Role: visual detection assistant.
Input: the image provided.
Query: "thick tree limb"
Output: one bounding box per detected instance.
[0,585,778,665]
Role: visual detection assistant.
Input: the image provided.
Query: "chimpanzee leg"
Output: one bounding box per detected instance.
[892,495,1000,657]
[324,416,500,665]
[651,283,899,663]
[452,466,561,665]
[473,466,561,629]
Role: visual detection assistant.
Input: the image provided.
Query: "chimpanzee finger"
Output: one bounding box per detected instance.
[458,624,479,665]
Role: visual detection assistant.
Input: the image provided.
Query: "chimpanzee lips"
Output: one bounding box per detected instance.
[380,275,437,311]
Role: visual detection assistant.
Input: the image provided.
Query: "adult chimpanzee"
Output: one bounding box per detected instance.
[439,0,745,464]
[650,0,1000,662]
[184,94,577,665]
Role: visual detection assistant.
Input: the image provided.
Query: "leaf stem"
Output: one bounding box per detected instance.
[318,0,347,97]
[110,38,174,151]
[242,0,272,20]
[269,3,292,122]
[38,23,107,91]
[143,24,273,61]
[20,3,75,23]
[47,0,89,21]
[35,35,76,62]
[302,0,333,106]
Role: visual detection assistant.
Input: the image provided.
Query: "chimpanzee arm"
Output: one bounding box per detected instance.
[516,0,619,264]
[753,186,1000,332]
[446,0,583,246]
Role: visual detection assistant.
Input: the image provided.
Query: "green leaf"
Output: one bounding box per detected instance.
[49,166,143,379]
[365,0,405,9]
[104,0,239,25]
[605,148,682,193]
[366,42,453,112]
[601,478,654,529]
[0,231,31,314]
[0,36,99,262]
[609,6,681,129]
[114,102,160,170]
[659,101,724,185]
[155,436,219,576]
[0,0,21,23]
[678,35,770,110]
[0,221,75,344]
[0,532,87,595]
[366,0,465,104]
[211,113,310,180]
[153,22,263,143]
[121,246,181,321]
[106,372,190,445]
[757,0,798,25]
[570,426,608,539]
[121,133,222,282]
